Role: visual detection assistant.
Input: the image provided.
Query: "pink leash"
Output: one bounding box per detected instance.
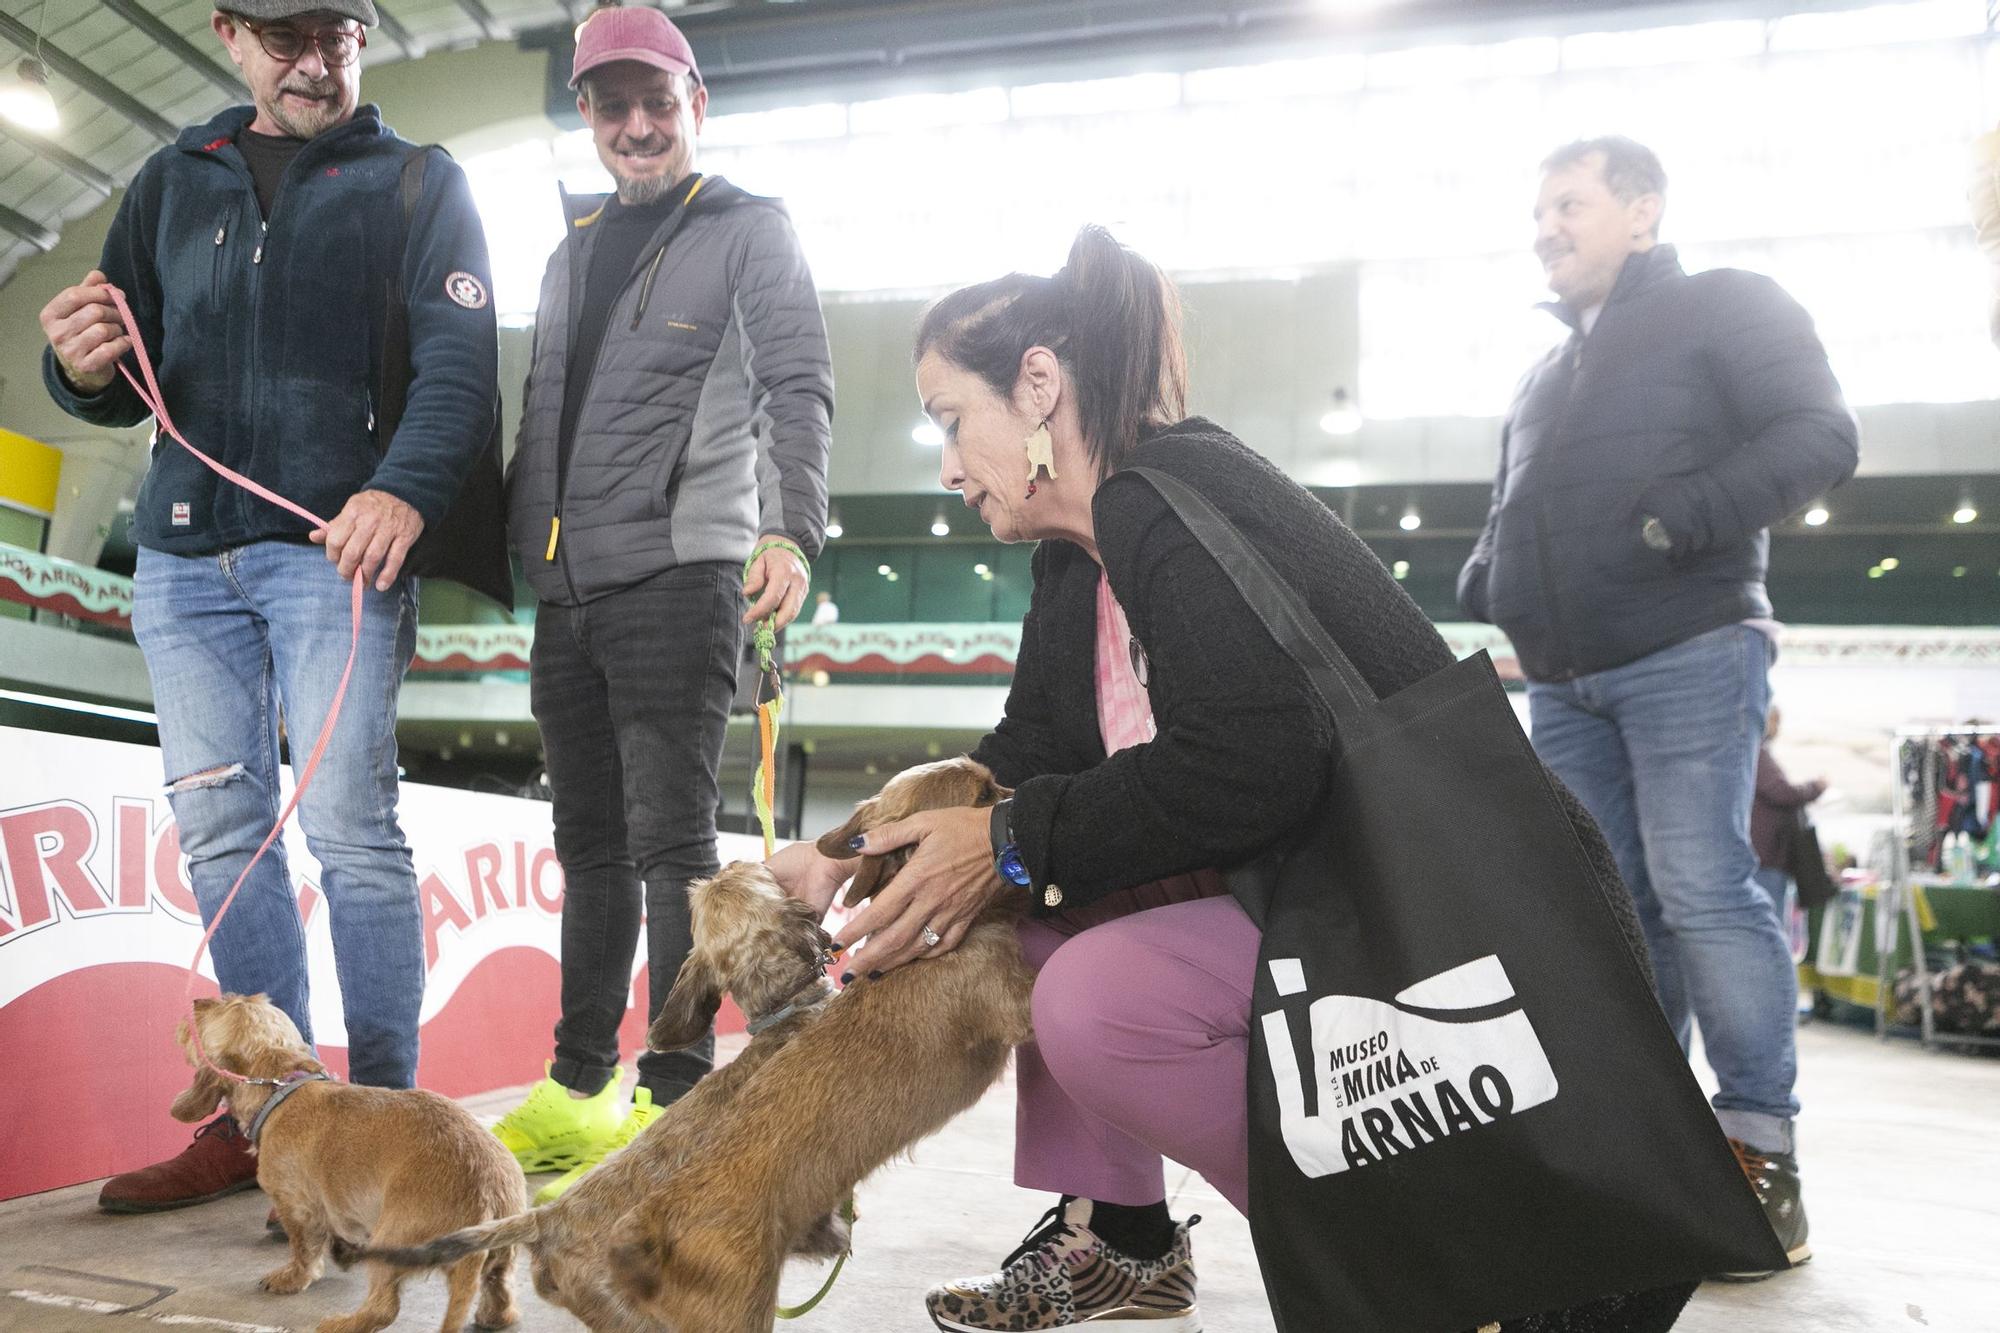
[108,284,362,1090]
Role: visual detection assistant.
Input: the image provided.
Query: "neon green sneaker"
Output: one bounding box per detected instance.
[533,1087,665,1205]
[491,1063,624,1174]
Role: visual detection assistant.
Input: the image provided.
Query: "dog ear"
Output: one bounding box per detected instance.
[170,1064,231,1123]
[837,848,911,908]
[648,956,723,1053]
[815,797,878,859]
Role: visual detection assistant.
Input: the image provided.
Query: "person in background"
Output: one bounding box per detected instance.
[1752,704,1826,997]
[1456,135,1858,1277]
[810,590,841,624]
[490,2,833,1204]
[1752,704,1828,917]
[38,0,496,1218]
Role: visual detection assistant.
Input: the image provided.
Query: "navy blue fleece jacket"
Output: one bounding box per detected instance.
[43,104,497,553]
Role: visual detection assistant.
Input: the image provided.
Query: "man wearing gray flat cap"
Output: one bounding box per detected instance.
[39,0,499,1219]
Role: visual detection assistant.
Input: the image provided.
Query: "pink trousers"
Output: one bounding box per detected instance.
[1014,885,1259,1214]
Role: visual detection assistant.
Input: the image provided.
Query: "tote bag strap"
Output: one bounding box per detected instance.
[1118,467,1379,739]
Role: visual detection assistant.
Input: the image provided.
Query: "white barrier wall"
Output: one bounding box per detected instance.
[0,726,765,1200]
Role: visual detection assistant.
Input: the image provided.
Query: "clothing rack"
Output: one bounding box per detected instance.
[1883,727,2000,1051]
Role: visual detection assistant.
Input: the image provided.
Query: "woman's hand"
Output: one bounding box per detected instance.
[765,839,856,919]
[834,805,1008,975]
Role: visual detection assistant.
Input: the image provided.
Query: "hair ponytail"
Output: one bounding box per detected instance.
[914,225,1187,475]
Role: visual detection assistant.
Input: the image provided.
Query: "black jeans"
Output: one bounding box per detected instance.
[530,562,744,1103]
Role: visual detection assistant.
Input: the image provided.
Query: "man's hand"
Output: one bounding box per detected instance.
[765,838,857,919]
[40,270,131,395]
[311,490,425,590]
[742,542,809,629]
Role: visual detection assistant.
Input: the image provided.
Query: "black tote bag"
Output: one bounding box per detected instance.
[1787,809,1837,912]
[1124,469,1784,1333]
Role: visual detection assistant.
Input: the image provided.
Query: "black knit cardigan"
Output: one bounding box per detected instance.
[971,418,1647,976]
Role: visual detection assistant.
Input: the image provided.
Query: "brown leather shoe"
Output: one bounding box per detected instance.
[98,1114,260,1213]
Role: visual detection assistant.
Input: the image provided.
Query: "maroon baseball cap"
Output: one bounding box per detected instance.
[570,5,699,89]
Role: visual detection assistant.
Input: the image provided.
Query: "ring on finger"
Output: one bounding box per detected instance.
[918,924,941,950]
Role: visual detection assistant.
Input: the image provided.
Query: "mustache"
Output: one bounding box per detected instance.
[614,137,667,153]
[280,79,337,98]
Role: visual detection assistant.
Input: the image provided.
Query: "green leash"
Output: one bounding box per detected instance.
[741,539,856,1319]
[774,1195,860,1320]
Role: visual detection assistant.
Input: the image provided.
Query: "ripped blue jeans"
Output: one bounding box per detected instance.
[132,542,422,1088]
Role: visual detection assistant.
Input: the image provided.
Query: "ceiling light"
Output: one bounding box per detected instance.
[973,562,989,575]
[825,514,843,539]
[1318,386,1363,437]
[1398,509,1421,532]
[1952,504,1978,525]
[912,420,945,447]
[885,570,899,581]
[0,58,58,132]
[930,514,950,537]
[1391,559,1410,580]
[1879,556,1899,571]
[1867,566,1883,579]
[1802,505,1829,527]
[877,563,892,575]
[1952,566,1968,578]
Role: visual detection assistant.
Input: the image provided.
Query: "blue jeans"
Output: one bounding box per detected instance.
[1527,623,1799,1153]
[131,541,423,1088]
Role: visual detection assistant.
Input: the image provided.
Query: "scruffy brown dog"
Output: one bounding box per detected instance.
[358,861,846,1333]
[171,994,524,1333]
[603,757,1037,1333]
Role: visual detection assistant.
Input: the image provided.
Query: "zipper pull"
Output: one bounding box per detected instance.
[214,225,226,245]
[545,514,561,561]
[253,219,267,265]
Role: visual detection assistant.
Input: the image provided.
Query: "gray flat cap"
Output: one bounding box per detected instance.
[220,1,380,26]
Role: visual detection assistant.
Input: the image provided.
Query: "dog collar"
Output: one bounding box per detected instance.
[243,1070,333,1145]
[746,975,835,1036]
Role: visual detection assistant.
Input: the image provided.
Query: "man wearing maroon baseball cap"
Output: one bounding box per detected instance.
[491,3,833,1200]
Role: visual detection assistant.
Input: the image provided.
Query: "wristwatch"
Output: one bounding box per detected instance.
[1640,514,1673,553]
[990,799,1031,888]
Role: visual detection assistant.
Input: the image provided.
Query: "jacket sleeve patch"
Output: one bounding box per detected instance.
[444,271,489,309]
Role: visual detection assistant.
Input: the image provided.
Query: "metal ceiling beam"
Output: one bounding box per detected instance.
[0,121,115,197]
[0,10,177,142]
[98,0,242,99]
[0,201,59,251]
[373,1,426,59]
[454,0,507,41]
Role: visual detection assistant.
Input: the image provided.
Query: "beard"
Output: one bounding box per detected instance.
[266,79,349,139]
[608,136,682,205]
[614,171,672,206]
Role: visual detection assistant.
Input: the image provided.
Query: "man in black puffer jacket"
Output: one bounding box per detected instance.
[1458,136,1857,1280]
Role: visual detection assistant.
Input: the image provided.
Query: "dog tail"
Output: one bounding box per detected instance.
[353,1210,542,1270]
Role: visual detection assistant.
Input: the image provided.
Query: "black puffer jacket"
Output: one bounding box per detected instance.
[1456,246,1858,683]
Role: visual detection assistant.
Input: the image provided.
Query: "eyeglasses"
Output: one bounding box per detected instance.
[239,19,365,68]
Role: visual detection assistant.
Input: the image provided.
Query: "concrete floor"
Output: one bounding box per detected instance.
[2,1022,1994,1333]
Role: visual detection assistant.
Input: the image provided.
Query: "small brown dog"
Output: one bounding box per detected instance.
[359,861,846,1332]
[603,757,1037,1333]
[171,994,524,1333]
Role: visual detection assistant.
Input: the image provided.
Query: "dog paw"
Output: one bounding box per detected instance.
[259,1266,313,1294]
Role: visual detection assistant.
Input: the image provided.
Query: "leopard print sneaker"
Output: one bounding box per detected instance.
[925,1198,1201,1331]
